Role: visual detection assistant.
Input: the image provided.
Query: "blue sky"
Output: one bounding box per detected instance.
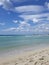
[0,0,49,35]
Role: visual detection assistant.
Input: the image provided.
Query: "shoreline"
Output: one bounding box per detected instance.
[0,43,49,57]
[0,46,49,65]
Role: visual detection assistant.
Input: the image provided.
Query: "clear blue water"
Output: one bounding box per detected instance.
[0,35,49,54]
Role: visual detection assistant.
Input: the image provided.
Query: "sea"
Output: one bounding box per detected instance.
[0,35,49,57]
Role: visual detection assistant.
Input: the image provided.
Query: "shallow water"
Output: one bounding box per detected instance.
[0,35,49,56]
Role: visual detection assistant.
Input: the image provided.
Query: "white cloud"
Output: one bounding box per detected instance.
[33,18,38,23]
[0,0,4,5]
[0,0,48,15]
[2,21,31,32]
[19,13,49,23]
[15,5,45,14]
[2,21,49,34]
[20,13,49,20]
[2,27,17,32]
[0,0,13,10]
[17,21,31,32]
[45,2,49,10]
[13,20,18,23]
[45,27,49,30]
[0,0,49,34]
[20,21,30,25]
[32,23,49,33]
[0,22,5,25]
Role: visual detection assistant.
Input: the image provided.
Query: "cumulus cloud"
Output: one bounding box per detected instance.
[32,22,49,33]
[13,20,18,23]
[0,0,13,10]
[2,21,49,34]
[2,21,31,32]
[32,18,38,23]
[17,21,49,33]
[19,13,49,23]
[0,0,49,34]
[16,21,31,32]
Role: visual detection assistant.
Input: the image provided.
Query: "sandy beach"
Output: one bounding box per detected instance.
[0,47,49,65]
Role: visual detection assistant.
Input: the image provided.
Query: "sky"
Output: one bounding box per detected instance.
[0,0,49,35]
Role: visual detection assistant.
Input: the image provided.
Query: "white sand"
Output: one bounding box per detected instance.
[0,47,49,65]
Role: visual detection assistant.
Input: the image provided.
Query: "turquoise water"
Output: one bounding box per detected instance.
[0,35,49,54]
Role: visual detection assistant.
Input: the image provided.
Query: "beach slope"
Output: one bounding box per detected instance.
[0,48,49,65]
